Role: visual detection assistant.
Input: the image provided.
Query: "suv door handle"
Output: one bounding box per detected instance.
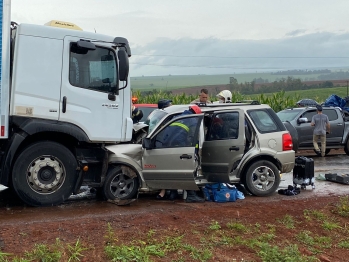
[337,123,343,126]
[180,154,192,159]
[229,146,240,151]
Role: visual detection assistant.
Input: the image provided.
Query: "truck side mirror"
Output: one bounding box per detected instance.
[298,117,308,124]
[118,49,129,81]
[114,49,129,96]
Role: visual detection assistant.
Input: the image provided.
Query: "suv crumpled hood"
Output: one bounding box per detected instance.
[106,144,143,162]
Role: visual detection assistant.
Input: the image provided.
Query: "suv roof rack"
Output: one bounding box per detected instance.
[196,100,260,107]
[236,100,260,105]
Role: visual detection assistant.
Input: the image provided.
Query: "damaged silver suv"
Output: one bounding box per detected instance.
[105,102,295,199]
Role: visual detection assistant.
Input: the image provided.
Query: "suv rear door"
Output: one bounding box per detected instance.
[142,114,203,190]
[201,109,245,183]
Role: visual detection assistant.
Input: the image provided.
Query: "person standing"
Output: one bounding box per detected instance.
[190,88,212,104]
[311,105,330,157]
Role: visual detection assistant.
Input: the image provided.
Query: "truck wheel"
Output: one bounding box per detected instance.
[12,141,77,207]
[243,160,280,197]
[103,166,139,200]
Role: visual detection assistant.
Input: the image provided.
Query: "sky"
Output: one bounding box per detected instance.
[11,0,349,77]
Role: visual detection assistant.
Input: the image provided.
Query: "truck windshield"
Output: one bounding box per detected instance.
[144,110,167,133]
[276,110,301,122]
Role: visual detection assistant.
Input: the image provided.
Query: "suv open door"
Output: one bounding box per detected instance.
[201,109,245,183]
[142,114,203,190]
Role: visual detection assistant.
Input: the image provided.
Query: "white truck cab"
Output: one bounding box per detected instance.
[0,0,133,206]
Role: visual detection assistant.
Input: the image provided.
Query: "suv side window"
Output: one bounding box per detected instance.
[155,116,200,148]
[302,110,316,122]
[248,110,279,133]
[69,43,117,93]
[207,112,239,141]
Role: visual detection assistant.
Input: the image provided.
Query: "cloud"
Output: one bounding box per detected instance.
[130,32,349,76]
[285,29,307,37]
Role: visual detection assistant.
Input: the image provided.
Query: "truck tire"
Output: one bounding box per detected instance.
[243,160,280,197]
[12,141,77,207]
[103,166,139,200]
[345,140,349,156]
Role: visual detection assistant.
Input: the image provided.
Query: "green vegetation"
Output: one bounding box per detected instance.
[133,84,349,113]
[333,195,349,217]
[277,214,296,229]
[208,220,221,230]
[3,197,349,261]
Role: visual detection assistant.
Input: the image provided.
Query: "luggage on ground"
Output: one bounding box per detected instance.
[293,156,315,189]
[325,173,349,185]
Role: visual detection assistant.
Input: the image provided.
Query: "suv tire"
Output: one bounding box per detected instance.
[103,166,139,200]
[244,160,280,197]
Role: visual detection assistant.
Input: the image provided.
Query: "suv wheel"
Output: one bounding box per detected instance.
[103,166,139,200]
[244,160,280,197]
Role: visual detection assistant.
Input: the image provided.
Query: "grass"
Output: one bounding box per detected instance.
[333,196,349,217]
[277,214,296,229]
[4,197,349,261]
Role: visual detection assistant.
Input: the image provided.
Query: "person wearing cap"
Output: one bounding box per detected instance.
[190,88,212,104]
[158,99,172,109]
[311,105,330,157]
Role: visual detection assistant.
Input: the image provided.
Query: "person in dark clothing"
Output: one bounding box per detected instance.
[131,105,143,123]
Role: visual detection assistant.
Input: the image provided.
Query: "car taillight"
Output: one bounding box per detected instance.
[282,133,293,151]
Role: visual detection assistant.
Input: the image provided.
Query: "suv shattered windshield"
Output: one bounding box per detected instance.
[145,109,167,133]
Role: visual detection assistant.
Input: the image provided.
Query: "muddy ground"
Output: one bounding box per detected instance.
[0,149,348,261]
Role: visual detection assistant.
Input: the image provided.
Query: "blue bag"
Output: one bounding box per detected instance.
[202,183,238,202]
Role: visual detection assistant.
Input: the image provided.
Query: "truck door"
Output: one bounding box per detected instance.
[60,36,125,142]
[201,109,245,183]
[142,114,203,190]
[297,110,316,147]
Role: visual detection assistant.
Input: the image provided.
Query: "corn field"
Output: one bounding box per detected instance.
[132,90,302,112]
